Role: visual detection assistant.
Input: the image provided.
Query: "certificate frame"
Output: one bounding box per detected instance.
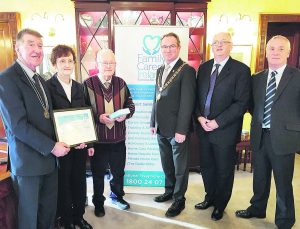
[52,107,98,147]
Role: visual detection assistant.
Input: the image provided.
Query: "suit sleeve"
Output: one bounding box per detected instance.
[176,65,196,135]
[215,65,251,128]
[123,81,135,119]
[194,65,203,118]
[0,76,55,156]
[150,71,158,128]
[248,75,255,116]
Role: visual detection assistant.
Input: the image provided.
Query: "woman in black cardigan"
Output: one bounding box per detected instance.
[46,45,94,229]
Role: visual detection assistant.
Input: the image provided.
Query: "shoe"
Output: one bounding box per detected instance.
[111,198,130,210]
[62,223,76,229]
[235,209,266,219]
[54,217,61,229]
[211,208,223,221]
[74,218,93,229]
[195,200,213,210]
[165,199,185,217]
[154,193,173,203]
[94,206,105,217]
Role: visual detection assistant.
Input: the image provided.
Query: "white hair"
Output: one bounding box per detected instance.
[96,48,115,62]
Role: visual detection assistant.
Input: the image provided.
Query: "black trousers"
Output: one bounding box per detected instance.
[198,131,236,211]
[157,134,189,201]
[11,169,58,229]
[91,141,126,207]
[248,130,295,229]
[57,148,87,225]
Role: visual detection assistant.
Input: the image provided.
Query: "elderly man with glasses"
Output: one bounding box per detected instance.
[83,49,135,218]
[194,32,251,221]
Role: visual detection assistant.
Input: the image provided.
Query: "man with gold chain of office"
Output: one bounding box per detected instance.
[150,32,196,217]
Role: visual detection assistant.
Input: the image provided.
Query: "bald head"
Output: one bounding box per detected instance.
[96,49,115,63]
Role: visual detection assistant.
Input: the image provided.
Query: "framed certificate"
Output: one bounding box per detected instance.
[52,107,98,147]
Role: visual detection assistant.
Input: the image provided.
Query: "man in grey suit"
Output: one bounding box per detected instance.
[236,35,300,229]
[150,32,196,217]
[0,28,70,229]
[194,32,251,221]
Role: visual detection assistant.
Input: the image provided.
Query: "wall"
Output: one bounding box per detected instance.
[0,0,76,46]
[1,0,299,68]
[1,0,299,130]
[207,0,300,72]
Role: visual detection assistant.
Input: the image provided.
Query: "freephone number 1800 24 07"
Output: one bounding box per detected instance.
[125,178,164,187]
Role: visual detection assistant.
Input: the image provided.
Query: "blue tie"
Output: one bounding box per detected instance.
[204,64,220,117]
[263,71,277,127]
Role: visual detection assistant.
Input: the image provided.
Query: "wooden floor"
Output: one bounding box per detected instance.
[83,154,300,229]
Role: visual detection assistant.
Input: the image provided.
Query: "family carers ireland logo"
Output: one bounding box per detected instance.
[137,34,164,81]
[143,35,160,55]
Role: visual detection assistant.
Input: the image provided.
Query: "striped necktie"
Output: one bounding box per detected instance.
[263,71,278,127]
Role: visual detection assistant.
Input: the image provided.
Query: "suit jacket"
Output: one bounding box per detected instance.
[46,74,87,112]
[150,58,196,137]
[0,62,56,176]
[195,57,251,146]
[46,74,89,157]
[250,66,300,155]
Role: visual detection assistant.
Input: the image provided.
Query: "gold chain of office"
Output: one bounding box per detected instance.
[157,63,187,92]
[156,62,187,101]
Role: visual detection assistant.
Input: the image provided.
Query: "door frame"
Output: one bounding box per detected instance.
[256,14,300,72]
[0,12,21,61]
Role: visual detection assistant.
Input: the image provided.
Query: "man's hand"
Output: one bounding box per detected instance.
[175,133,186,143]
[88,147,95,157]
[206,119,219,130]
[51,142,70,157]
[198,116,213,131]
[150,127,156,135]
[115,115,126,122]
[99,113,114,125]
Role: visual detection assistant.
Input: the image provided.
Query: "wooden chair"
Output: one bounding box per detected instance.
[236,139,252,173]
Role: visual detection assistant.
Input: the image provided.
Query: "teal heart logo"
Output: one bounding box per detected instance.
[143,35,160,55]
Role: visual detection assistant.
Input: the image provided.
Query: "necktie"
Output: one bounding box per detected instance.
[33,73,46,105]
[203,64,220,117]
[263,71,278,127]
[161,64,171,86]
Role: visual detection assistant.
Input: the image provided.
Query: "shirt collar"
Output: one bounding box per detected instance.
[56,75,72,87]
[98,74,112,85]
[16,59,36,79]
[269,64,286,76]
[213,56,229,68]
[164,57,180,70]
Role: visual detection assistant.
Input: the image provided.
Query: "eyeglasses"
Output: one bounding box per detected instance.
[212,40,232,46]
[57,59,75,64]
[99,62,116,67]
[161,44,178,50]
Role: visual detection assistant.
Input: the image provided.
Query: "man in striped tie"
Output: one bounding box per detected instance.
[236,35,300,229]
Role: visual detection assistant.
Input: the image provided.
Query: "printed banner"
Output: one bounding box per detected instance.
[114,25,189,189]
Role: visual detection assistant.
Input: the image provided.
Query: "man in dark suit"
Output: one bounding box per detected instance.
[236,35,300,229]
[194,32,251,221]
[0,28,70,229]
[150,32,196,217]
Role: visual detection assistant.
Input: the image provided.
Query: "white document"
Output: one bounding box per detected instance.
[109,108,130,119]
